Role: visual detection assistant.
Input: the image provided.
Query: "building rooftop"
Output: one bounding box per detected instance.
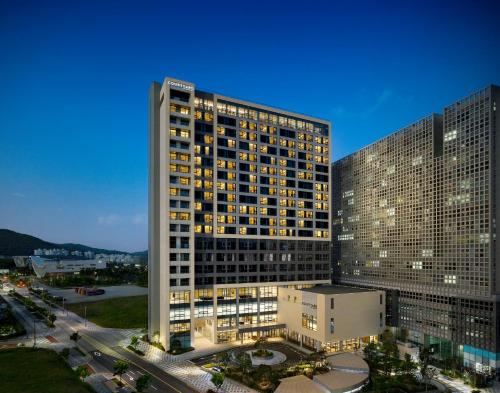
[301,285,374,295]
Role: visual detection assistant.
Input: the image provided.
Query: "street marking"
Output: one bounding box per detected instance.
[80,334,185,393]
[151,385,158,390]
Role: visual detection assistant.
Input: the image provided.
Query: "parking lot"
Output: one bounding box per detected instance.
[39,284,147,304]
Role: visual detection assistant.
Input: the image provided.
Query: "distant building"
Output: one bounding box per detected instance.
[30,256,107,278]
[33,248,69,257]
[13,256,29,268]
[94,253,139,264]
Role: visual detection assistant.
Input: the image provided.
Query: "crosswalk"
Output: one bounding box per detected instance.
[5,292,257,393]
[136,341,256,393]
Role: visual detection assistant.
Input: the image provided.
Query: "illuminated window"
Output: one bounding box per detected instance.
[444,275,457,284]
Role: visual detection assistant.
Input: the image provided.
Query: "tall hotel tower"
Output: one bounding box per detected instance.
[332,86,500,372]
[149,77,331,350]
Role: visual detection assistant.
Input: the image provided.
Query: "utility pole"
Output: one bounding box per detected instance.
[84,306,87,327]
[33,319,36,348]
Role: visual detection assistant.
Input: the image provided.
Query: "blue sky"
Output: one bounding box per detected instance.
[1,0,499,251]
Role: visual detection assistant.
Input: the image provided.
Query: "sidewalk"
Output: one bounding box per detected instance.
[136,340,257,393]
[435,372,500,393]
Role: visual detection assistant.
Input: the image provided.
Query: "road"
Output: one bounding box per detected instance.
[1,284,197,393]
[78,333,197,393]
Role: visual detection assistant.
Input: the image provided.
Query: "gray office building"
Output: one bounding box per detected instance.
[149,77,331,350]
[332,85,500,373]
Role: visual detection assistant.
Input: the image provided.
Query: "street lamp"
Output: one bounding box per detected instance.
[33,318,36,348]
[84,306,87,327]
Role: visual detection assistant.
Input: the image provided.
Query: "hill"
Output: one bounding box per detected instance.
[0,229,129,256]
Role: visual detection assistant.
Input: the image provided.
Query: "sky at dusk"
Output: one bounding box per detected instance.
[1,0,499,252]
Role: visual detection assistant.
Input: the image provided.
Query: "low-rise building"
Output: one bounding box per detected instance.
[30,256,107,278]
[277,285,385,353]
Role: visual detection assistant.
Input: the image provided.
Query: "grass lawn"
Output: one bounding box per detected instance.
[0,347,95,393]
[67,295,147,329]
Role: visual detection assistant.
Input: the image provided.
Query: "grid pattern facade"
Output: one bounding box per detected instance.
[193,93,330,239]
[149,77,331,350]
[332,86,500,371]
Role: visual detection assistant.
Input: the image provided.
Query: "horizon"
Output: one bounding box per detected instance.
[1,1,499,251]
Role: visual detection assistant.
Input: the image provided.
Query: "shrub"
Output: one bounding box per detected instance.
[60,347,70,359]
[127,345,145,356]
[252,349,273,358]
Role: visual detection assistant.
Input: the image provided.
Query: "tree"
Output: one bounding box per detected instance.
[419,347,432,378]
[70,331,80,345]
[47,313,57,327]
[215,351,231,367]
[401,353,417,376]
[379,329,399,376]
[380,329,399,357]
[254,336,268,349]
[75,365,90,381]
[236,352,252,375]
[399,328,409,343]
[363,342,378,364]
[211,372,225,392]
[113,360,129,383]
[135,373,152,392]
[130,335,139,350]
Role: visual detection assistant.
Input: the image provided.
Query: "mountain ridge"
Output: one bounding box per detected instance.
[0,228,142,256]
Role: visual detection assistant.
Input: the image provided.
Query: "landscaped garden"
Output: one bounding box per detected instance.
[0,347,96,393]
[196,339,330,392]
[0,300,26,339]
[8,290,57,327]
[362,329,435,393]
[439,361,490,389]
[67,295,147,329]
[252,348,274,358]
